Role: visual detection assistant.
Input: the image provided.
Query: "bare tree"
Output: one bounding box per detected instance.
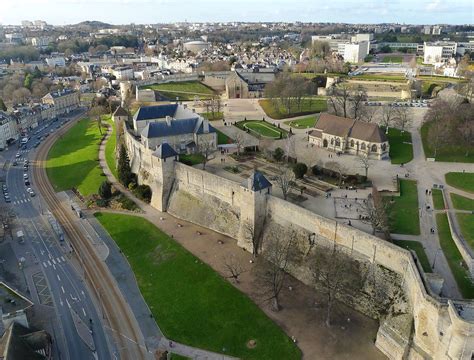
[242,220,261,257]
[350,85,368,120]
[381,105,396,133]
[325,161,346,186]
[358,187,391,237]
[358,153,371,178]
[394,106,411,132]
[233,132,245,155]
[427,117,450,158]
[358,105,379,123]
[274,167,295,200]
[307,243,363,327]
[257,230,299,311]
[198,138,215,170]
[89,105,108,135]
[223,255,246,284]
[327,83,351,118]
[455,103,474,157]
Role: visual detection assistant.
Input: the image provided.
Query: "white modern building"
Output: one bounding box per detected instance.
[351,33,374,43]
[423,42,457,64]
[339,41,369,63]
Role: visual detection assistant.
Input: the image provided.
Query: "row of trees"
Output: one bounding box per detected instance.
[327,83,412,131]
[265,73,317,115]
[232,227,389,327]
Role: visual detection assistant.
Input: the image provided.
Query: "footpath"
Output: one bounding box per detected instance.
[93,125,238,360]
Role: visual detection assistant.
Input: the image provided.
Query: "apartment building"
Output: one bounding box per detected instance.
[42,89,80,115]
[423,42,457,64]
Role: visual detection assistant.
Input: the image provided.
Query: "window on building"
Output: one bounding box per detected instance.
[335,138,341,147]
[361,143,366,150]
[381,143,387,151]
[350,140,354,147]
[371,144,377,152]
[330,138,334,145]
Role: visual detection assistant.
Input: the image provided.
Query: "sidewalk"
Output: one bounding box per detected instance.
[96,125,237,359]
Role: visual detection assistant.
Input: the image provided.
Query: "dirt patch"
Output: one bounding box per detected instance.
[148,214,386,360]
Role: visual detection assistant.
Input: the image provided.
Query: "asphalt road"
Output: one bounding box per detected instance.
[1,110,112,360]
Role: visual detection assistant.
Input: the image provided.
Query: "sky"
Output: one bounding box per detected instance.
[1,0,473,25]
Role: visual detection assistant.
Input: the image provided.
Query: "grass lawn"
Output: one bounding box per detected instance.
[421,122,474,163]
[393,240,432,273]
[179,153,205,166]
[259,98,327,119]
[104,116,118,180]
[47,118,104,196]
[450,193,474,211]
[382,55,403,63]
[142,81,215,101]
[457,213,474,252]
[200,111,223,121]
[445,172,474,193]
[436,213,474,299]
[283,115,317,129]
[386,128,413,164]
[386,179,420,235]
[170,355,190,360]
[431,189,445,210]
[94,213,301,359]
[216,129,233,145]
[236,120,287,139]
[421,81,445,97]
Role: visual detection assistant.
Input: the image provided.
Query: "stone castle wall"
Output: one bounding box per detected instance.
[123,128,474,360]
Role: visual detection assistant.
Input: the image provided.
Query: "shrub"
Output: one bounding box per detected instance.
[128,181,137,190]
[96,198,108,207]
[116,194,138,211]
[273,147,284,162]
[133,184,152,203]
[98,180,112,199]
[292,162,308,179]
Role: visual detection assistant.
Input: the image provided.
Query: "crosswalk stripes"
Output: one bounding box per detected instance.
[12,198,32,205]
[41,256,66,269]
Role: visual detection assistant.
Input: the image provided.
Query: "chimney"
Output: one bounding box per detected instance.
[165,116,172,126]
[203,118,209,133]
[247,177,253,190]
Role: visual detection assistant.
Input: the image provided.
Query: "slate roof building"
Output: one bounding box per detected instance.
[308,113,389,160]
[42,89,79,115]
[135,104,217,154]
[0,322,52,360]
[225,68,277,99]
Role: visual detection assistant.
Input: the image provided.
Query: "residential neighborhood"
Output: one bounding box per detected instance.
[0,2,473,360]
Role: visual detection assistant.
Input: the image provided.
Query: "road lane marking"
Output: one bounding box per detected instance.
[61,256,65,262]
[82,308,86,317]
[81,291,85,298]
[57,275,61,281]
[52,264,56,270]
[61,286,65,294]
[59,298,63,307]
[42,262,47,268]
[52,259,56,265]
[71,294,78,301]
[47,260,51,266]
[66,299,71,309]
